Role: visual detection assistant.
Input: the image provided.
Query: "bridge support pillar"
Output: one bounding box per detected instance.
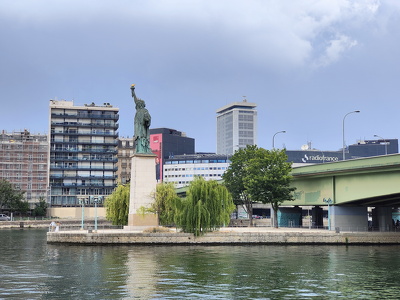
[372,207,392,232]
[330,206,368,231]
[311,206,323,228]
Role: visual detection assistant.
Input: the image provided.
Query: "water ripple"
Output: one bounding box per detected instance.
[1,230,400,299]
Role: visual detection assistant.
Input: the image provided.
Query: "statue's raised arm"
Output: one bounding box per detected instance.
[131,84,139,103]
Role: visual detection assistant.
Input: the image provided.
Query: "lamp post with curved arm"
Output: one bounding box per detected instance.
[272,131,286,149]
[342,111,360,160]
[323,198,333,230]
[374,134,388,155]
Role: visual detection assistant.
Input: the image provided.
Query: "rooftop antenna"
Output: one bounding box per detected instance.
[242,96,247,102]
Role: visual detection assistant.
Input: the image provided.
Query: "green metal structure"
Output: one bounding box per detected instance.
[286,154,400,207]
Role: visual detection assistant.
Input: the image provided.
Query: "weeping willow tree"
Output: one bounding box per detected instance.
[105,183,130,225]
[151,182,180,226]
[176,177,235,236]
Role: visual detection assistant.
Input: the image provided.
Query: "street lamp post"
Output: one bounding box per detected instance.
[94,197,99,232]
[78,197,85,230]
[374,134,388,155]
[46,186,52,219]
[342,110,360,160]
[272,131,286,149]
[323,198,333,230]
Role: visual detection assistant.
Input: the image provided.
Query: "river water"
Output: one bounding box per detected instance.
[1,229,400,299]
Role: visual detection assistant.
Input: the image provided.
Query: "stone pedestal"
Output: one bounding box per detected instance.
[127,153,158,227]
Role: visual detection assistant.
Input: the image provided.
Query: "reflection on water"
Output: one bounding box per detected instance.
[1,229,400,299]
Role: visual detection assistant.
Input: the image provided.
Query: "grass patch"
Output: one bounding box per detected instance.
[143,227,172,233]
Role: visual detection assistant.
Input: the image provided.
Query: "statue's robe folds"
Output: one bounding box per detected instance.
[134,107,152,154]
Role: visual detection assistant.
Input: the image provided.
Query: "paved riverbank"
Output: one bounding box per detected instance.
[46,226,400,245]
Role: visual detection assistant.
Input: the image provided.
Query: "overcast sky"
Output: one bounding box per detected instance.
[1,0,399,152]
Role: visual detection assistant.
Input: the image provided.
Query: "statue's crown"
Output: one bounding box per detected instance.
[136,99,145,107]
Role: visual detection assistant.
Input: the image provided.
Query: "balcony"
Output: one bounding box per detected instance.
[76,140,118,145]
[50,165,118,171]
[50,174,117,179]
[51,140,118,148]
[49,182,117,187]
[77,113,119,120]
[51,147,117,153]
[50,140,78,144]
[51,113,119,120]
[50,157,79,161]
[51,131,118,137]
[50,157,117,162]
[51,122,119,130]
[51,148,79,152]
[79,148,117,154]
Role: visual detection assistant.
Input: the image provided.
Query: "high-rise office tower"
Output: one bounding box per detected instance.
[216,99,257,155]
[48,100,119,207]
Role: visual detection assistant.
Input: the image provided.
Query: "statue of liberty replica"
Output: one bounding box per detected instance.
[127,84,158,228]
[131,84,152,154]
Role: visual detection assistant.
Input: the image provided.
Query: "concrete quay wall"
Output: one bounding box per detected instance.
[46,230,400,245]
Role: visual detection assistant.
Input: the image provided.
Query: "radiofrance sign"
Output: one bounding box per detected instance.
[301,154,339,163]
[285,150,341,164]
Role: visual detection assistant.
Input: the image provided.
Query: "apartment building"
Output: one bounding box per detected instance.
[49,100,119,207]
[116,137,135,185]
[0,130,48,207]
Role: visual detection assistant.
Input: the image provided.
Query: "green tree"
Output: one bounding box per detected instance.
[176,177,235,236]
[151,182,180,226]
[12,200,30,215]
[33,197,48,217]
[0,179,25,211]
[105,183,130,225]
[222,145,259,226]
[244,148,296,228]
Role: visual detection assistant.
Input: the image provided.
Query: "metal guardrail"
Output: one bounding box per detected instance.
[49,224,123,232]
[6,217,52,221]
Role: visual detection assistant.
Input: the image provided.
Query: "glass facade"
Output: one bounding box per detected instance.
[163,154,230,188]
